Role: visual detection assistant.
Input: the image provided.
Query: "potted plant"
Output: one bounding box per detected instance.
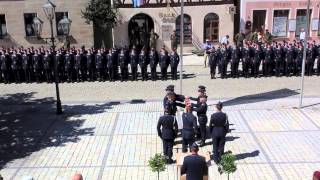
[218,151,237,180]
[148,153,166,180]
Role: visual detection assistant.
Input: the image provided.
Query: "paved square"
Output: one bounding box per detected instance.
[1,97,320,180]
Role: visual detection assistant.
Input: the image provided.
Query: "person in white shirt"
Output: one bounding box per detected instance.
[299,28,306,42]
[220,35,229,45]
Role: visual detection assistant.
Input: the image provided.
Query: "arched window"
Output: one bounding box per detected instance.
[176,14,192,44]
[203,13,219,42]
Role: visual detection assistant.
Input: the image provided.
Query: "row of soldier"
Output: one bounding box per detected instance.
[206,41,320,79]
[0,46,181,84]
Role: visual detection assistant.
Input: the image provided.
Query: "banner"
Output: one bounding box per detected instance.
[273,16,287,36]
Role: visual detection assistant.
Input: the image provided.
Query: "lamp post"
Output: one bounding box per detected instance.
[42,0,63,114]
[179,0,184,95]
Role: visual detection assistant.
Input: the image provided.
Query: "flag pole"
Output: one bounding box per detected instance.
[299,0,311,108]
[179,0,184,95]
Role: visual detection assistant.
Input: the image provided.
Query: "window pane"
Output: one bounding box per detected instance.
[295,9,312,37]
[203,13,219,42]
[56,12,68,36]
[0,14,7,36]
[273,10,289,37]
[24,13,37,36]
[176,14,192,44]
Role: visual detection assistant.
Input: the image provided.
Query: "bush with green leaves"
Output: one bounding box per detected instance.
[148,153,166,180]
[218,151,237,180]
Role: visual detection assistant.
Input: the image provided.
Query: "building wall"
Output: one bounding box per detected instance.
[240,0,320,41]
[0,0,93,48]
[115,4,235,52]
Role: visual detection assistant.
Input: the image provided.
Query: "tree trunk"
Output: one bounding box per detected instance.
[157,171,160,180]
[227,173,230,180]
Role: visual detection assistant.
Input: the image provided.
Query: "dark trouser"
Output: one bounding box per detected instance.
[97,68,105,81]
[12,69,21,83]
[209,64,216,78]
[80,68,87,81]
[212,135,226,162]
[1,70,9,83]
[182,138,194,153]
[108,66,115,81]
[285,60,294,76]
[220,62,228,79]
[45,69,53,83]
[140,65,148,80]
[23,69,31,82]
[253,60,260,77]
[88,68,95,81]
[317,60,320,76]
[66,69,74,82]
[198,116,207,142]
[34,69,43,83]
[131,66,137,80]
[161,67,167,80]
[171,66,177,80]
[275,60,282,76]
[120,67,128,81]
[162,139,174,159]
[265,60,273,76]
[305,60,313,76]
[230,61,239,78]
[75,68,81,81]
[150,66,157,80]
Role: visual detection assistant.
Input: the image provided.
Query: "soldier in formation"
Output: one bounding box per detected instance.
[0,46,182,83]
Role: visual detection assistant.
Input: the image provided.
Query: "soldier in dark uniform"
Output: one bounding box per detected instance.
[274,44,284,77]
[80,49,87,81]
[75,50,82,82]
[11,50,22,83]
[95,49,104,81]
[65,50,74,82]
[182,105,197,153]
[170,49,179,80]
[129,48,138,81]
[241,43,251,78]
[164,91,185,116]
[181,143,208,180]
[284,44,295,76]
[264,43,274,77]
[252,44,262,78]
[111,48,119,80]
[159,48,169,80]
[0,50,9,83]
[157,108,178,164]
[191,94,208,147]
[118,49,128,81]
[149,47,158,81]
[209,102,229,163]
[86,49,96,81]
[295,44,303,76]
[306,44,314,76]
[209,47,218,79]
[220,45,229,79]
[163,85,185,109]
[138,48,148,81]
[22,50,32,83]
[317,46,320,76]
[33,50,43,83]
[43,50,53,83]
[230,46,240,78]
[107,49,115,81]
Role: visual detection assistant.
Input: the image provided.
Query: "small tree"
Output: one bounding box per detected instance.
[148,153,166,180]
[81,0,118,30]
[218,151,237,180]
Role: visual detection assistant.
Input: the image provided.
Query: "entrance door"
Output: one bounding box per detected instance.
[252,10,266,31]
[128,13,154,50]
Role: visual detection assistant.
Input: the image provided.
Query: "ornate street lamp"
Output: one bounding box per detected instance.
[42,0,63,115]
[58,15,72,36]
[32,17,43,38]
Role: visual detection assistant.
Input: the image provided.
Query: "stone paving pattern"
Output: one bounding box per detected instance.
[1,97,320,180]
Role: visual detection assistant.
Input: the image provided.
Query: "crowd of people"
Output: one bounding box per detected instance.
[203,39,320,79]
[0,46,181,84]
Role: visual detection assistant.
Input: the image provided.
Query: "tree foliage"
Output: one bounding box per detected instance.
[218,151,237,180]
[81,0,118,29]
[148,153,166,180]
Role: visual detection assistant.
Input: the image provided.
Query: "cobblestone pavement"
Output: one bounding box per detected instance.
[0,95,320,179]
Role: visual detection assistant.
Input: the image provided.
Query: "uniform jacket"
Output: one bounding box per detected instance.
[209,112,229,137]
[182,112,197,139]
[157,115,178,140]
[181,154,208,180]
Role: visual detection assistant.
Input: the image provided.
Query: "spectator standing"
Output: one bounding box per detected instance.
[203,39,213,68]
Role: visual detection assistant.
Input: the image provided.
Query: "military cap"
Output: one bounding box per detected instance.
[216,101,223,108]
[191,142,199,151]
[166,85,175,91]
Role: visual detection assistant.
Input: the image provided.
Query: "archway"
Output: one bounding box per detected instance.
[128,13,154,50]
[176,14,192,44]
[203,13,219,42]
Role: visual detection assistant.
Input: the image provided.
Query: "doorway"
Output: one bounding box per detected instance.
[252,10,266,32]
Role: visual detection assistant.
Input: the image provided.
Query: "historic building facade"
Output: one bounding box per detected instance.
[114,0,236,51]
[240,0,320,41]
[0,0,93,48]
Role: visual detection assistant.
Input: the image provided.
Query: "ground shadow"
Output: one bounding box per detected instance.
[235,150,260,161]
[0,92,116,169]
[222,88,300,106]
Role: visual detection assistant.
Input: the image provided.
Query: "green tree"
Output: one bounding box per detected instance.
[148,153,166,180]
[218,151,237,180]
[81,0,118,29]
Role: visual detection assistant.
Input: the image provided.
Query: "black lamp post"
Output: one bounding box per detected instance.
[41,0,66,115]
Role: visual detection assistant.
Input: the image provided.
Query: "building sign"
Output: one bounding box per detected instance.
[273,2,291,7]
[288,19,296,32]
[161,25,173,41]
[273,16,287,36]
[159,12,176,23]
[311,19,319,31]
